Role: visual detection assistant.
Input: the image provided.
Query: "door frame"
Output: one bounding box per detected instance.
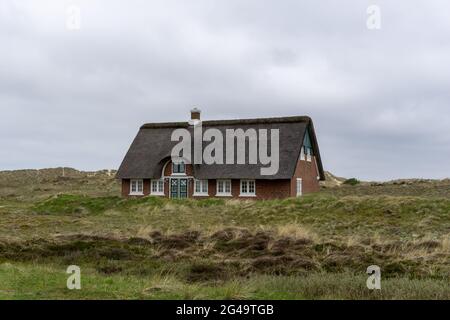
[170,177,189,199]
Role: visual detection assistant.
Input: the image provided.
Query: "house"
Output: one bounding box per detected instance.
[116,109,325,199]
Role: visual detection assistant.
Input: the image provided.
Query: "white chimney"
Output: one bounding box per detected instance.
[190,107,201,120]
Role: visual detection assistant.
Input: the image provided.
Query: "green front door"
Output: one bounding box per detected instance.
[171,178,188,198]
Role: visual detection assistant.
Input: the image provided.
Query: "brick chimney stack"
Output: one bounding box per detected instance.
[191,107,201,120]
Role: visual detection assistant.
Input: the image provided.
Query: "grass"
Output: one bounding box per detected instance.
[0,168,449,299]
[1,263,448,300]
[32,194,123,215]
[4,193,447,241]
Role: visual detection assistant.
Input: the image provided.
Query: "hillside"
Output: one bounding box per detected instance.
[320,171,346,187]
[0,168,448,299]
[0,168,120,201]
[2,168,449,199]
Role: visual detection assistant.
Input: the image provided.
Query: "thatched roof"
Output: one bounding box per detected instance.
[116,116,325,180]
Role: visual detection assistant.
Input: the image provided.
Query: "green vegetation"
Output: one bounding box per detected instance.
[13,193,450,240]
[32,194,122,215]
[1,263,448,300]
[343,178,360,186]
[0,169,449,300]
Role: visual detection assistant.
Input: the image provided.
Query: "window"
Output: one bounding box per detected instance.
[300,147,305,161]
[216,180,232,196]
[240,180,256,196]
[306,147,312,162]
[130,179,144,195]
[194,179,208,196]
[296,178,302,197]
[302,129,313,162]
[151,179,164,195]
[172,161,185,174]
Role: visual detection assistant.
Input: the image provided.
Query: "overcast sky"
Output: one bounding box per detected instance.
[1,1,449,180]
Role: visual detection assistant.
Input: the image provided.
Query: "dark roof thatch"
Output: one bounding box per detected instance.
[116,116,325,180]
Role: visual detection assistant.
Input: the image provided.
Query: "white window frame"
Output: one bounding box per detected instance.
[193,179,209,196]
[239,179,256,197]
[216,179,232,196]
[130,179,144,195]
[300,146,306,161]
[150,179,164,196]
[172,161,186,176]
[296,178,302,197]
[306,147,312,162]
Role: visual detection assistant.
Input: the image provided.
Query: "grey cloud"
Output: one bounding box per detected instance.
[0,0,449,180]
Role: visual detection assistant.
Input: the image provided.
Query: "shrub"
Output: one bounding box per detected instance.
[33,194,121,215]
[343,178,360,186]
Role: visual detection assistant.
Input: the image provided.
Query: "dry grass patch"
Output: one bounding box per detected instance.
[273,224,319,242]
[2,228,447,282]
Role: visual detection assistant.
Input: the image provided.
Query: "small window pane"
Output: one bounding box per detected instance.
[297,179,302,196]
[241,181,247,193]
[225,181,231,193]
[249,181,255,193]
[173,161,185,174]
[195,180,208,194]
[217,180,231,194]
[151,179,163,193]
[131,180,143,194]
[241,180,255,195]
[195,180,201,193]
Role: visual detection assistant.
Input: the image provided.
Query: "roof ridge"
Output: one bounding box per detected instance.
[140,115,311,129]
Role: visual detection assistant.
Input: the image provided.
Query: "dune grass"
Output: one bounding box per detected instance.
[0,170,449,300]
[2,193,447,242]
[1,263,448,300]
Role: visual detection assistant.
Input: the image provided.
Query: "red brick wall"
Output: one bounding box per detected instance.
[121,157,319,199]
[143,179,151,196]
[190,179,291,200]
[290,155,320,196]
[250,179,291,200]
[121,179,130,197]
[123,178,293,200]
